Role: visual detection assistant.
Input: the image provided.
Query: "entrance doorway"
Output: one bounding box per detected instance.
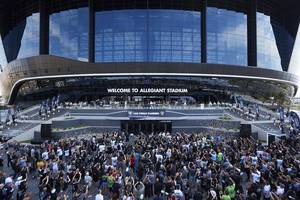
[121,120,172,134]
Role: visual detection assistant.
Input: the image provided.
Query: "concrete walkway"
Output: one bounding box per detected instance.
[8,124,41,142]
[8,119,54,142]
[19,105,40,116]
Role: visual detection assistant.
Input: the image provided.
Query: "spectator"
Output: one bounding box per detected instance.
[0,131,299,199]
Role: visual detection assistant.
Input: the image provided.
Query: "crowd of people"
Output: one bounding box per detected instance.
[0,131,299,200]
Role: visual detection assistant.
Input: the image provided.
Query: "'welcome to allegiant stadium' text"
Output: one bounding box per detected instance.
[107,88,188,94]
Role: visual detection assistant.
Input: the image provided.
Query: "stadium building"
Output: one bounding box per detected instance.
[0,0,299,135]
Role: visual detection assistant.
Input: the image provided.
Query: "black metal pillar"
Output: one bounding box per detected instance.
[201,0,207,63]
[247,0,257,66]
[88,0,95,62]
[39,0,49,54]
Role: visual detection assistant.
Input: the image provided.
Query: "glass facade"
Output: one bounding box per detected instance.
[288,25,300,79]
[16,76,295,108]
[257,13,282,71]
[1,13,40,63]
[17,13,40,60]
[0,36,7,68]
[49,8,88,61]
[207,7,247,66]
[0,5,297,74]
[95,9,201,63]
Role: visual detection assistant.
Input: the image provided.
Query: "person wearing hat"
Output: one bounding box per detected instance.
[2,177,14,200]
[4,176,13,185]
[16,176,27,200]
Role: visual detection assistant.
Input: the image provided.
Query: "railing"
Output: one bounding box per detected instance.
[62,102,232,110]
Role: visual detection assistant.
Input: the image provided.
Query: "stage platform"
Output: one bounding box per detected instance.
[3,106,285,144]
[48,108,239,135]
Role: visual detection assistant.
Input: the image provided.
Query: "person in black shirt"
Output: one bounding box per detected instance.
[154,177,162,196]
[144,175,153,199]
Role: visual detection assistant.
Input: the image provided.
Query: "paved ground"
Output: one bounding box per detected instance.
[3,108,68,142]
[0,146,41,199]
[0,146,100,199]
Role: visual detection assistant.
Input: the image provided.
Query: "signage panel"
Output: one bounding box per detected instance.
[128,110,165,118]
[107,88,188,94]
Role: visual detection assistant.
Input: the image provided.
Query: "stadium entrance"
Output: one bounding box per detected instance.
[14,75,294,112]
[121,120,172,134]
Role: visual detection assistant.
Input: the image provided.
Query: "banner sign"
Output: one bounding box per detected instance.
[278,106,284,122]
[128,110,165,118]
[290,111,300,129]
[236,96,244,108]
[107,88,188,94]
[255,104,259,115]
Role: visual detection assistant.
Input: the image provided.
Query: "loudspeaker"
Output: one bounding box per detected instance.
[41,123,52,139]
[32,131,43,144]
[34,131,41,141]
[268,134,275,145]
[240,123,251,138]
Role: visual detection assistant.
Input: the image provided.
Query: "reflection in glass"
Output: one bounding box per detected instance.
[95,9,201,63]
[1,13,40,63]
[289,25,300,76]
[288,25,300,96]
[257,13,282,71]
[50,8,88,61]
[207,7,247,66]
[17,13,40,59]
[0,36,7,68]
[16,76,294,109]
